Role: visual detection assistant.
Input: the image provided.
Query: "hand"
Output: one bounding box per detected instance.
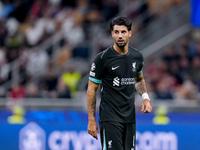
[141,99,152,113]
[87,120,100,140]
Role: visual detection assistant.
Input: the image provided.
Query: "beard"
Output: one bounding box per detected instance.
[115,39,128,47]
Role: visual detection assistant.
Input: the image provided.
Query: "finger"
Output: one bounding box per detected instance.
[143,110,149,113]
[96,126,100,134]
[88,132,92,136]
[88,129,92,134]
[142,105,146,112]
[93,132,98,140]
[142,109,147,113]
[142,107,150,113]
[143,107,151,113]
[147,107,151,113]
[146,106,152,113]
[88,130,98,140]
[141,104,145,112]
[97,129,100,134]
[88,130,94,136]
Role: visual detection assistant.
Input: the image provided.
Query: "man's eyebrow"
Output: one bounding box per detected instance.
[114,29,126,32]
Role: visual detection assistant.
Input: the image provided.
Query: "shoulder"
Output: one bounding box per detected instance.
[95,47,112,60]
[129,46,143,58]
[129,46,143,55]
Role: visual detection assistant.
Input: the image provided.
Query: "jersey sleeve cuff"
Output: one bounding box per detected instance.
[89,77,101,84]
[137,69,143,74]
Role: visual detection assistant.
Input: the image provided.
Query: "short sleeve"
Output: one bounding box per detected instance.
[137,52,144,74]
[89,53,104,84]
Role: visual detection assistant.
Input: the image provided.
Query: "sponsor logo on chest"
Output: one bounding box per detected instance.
[113,77,135,86]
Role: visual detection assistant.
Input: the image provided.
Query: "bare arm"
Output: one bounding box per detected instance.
[87,80,100,139]
[135,72,147,96]
[87,80,99,121]
[135,72,152,113]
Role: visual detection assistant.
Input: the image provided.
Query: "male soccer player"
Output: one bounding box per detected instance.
[87,16,152,150]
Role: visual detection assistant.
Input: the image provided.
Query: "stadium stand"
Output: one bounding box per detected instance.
[0,0,199,111]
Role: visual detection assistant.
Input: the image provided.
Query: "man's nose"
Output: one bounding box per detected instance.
[118,33,122,38]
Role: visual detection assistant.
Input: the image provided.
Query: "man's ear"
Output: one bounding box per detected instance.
[129,30,132,37]
[111,31,114,38]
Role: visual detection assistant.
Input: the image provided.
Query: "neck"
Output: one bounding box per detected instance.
[113,43,129,55]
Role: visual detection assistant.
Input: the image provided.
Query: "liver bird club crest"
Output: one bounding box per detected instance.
[132,62,136,72]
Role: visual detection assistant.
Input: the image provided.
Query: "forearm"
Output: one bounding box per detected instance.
[87,81,99,121]
[135,78,147,96]
[87,89,97,121]
[87,81,100,139]
[135,72,152,113]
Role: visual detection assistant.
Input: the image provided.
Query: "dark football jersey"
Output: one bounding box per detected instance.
[89,46,143,123]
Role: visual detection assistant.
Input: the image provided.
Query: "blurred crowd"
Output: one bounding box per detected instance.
[95,0,183,52]
[144,31,200,101]
[0,0,121,99]
[0,0,195,102]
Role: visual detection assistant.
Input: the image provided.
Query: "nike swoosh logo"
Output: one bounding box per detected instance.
[112,66,120,70]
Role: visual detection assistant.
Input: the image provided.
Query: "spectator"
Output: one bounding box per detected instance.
[25,16,45,46]
[5,18,24,62]
[57,77,71,98]
[144,59,166,91]
[10,83,26,99]
[49,0,61,6]
[0,20,7,47]
[168,60,182,84]
[30,0,48,18]
[55,44,71,69]
[26,48,48,78]
[0,87,6,97]
[40,9,56,36]
[42,65,58,92]
[162,45,179,64]
[178,57,190,82]
[25,82,41,98]
[59,8,75,36]
[190,56,200,85]
[5,18,23,48]
[0,47,5,65]
[61,67,81,97]
[0,48,10,85]
[155,78,174,100]
[176,78,198,100]
[64,12,85,47]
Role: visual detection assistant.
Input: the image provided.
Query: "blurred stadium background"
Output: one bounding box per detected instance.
[0,0,200,150]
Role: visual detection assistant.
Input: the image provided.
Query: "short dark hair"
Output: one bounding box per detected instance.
[110,16,132,31]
